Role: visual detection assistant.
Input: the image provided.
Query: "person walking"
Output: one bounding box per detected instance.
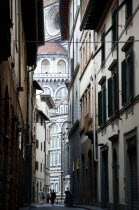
[46,192,50,204]
[39,189,45,205]
[51,190,56,206]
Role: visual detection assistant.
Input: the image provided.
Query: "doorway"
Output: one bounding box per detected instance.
[101,148,109,208]
[113,149,118,210]
[126,135,139,210]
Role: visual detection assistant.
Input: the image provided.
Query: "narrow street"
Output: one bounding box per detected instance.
[24,204,85,210]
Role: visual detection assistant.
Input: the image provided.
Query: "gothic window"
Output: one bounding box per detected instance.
[56,87,67,99]
[57,60,66,73]
[42,59,50,73]
[44,87,51,95]
[50,124,58,133]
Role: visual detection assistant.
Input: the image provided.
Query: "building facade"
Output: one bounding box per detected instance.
[0,0,44,209]
[34,0,69,201]
[60,0,139,209]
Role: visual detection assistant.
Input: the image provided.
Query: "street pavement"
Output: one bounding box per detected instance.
[23,204,85,210]
[20,204,106,210]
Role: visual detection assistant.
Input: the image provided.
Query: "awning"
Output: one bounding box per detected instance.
[35,109,50,121]
[33,80,43,91]
[80,0,112,31]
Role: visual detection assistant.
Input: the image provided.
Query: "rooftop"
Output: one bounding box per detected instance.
[38,41,67,55]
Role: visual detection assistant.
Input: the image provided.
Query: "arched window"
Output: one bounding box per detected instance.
[42,59,50,73]
[57,60,66,73]
[50,124,58,134]
[56,87,67,99]
[44,87,51,94]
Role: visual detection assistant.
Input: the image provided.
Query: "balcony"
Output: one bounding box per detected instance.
[80,0,112,31]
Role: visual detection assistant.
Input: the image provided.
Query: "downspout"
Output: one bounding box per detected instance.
[117,0,119,113]
[92,32,98,162]
[18,0,21,88]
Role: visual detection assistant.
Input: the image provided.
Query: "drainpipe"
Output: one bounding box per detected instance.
[18,0,21,88]
[116,0,119,113]
[92,31,98,162]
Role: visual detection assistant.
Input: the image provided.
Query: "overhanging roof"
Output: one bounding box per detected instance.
[33,80,43,91]
[80,0,112,31]
[0,1,11,61]
[35,109,50,121]
[21,0,44,67]
[40,94,55,109]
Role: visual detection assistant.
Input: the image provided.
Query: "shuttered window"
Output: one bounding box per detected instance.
[98,91,102,126]
[108,71,117,117]
[121,49,134,106]
[126,0,132,21]
[112,6,117,43]
[101,31,105,64]
[108,77,113,117]
[102,85,106,123]
[35,161,38,170]
[98,84,107,126]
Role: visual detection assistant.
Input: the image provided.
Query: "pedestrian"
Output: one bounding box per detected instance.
[39,189,45,205]
[51,189,56,205]
[46,192,50,204]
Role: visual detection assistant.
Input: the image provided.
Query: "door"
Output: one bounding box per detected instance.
[113,149,118,210]
[101,148,109,208]
[126,135,139,210]
[128,148,138,210]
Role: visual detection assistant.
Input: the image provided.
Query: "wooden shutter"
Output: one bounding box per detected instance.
[112,8,117,42]
[113,71,117,113]
[126,0,132,21]
[35,161,38,170]
[103,85,106,123]
[98,91,102,126]
[121,59,127,105]
[129,49,134,98]
[108,77,113,117]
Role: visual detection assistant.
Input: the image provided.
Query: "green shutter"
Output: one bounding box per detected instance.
[126,0,132,21]
[129,49,134,98]
[108,77,113,117]
[112,9,117,42]
[121,59,127,105]
[98,91,102,126]
[113,71,117,113]
[102,85,106,123]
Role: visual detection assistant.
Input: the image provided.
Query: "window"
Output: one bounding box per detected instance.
[112,6,117,43]
[121,49,134,105]
[41,117,43,125]
[108,71,117,117]
[36,140,39,149]
[56,88,67,99]
[57,60,66,73]
[40,163,42,172]
[44,141,46,152]
[61,106,64,114]
[98,83,106,126]
[44,87,51,94]
[35,161,38,170]
[101,30,105,64]
[126,0,132,22]
[42,59,50,73]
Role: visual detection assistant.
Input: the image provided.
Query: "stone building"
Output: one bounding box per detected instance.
[60,0,82,204]
[60,0,139,209]
[0,0,44,209]
[34,0,69,201]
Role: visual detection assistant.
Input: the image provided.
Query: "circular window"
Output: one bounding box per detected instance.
[46,6,60,36]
